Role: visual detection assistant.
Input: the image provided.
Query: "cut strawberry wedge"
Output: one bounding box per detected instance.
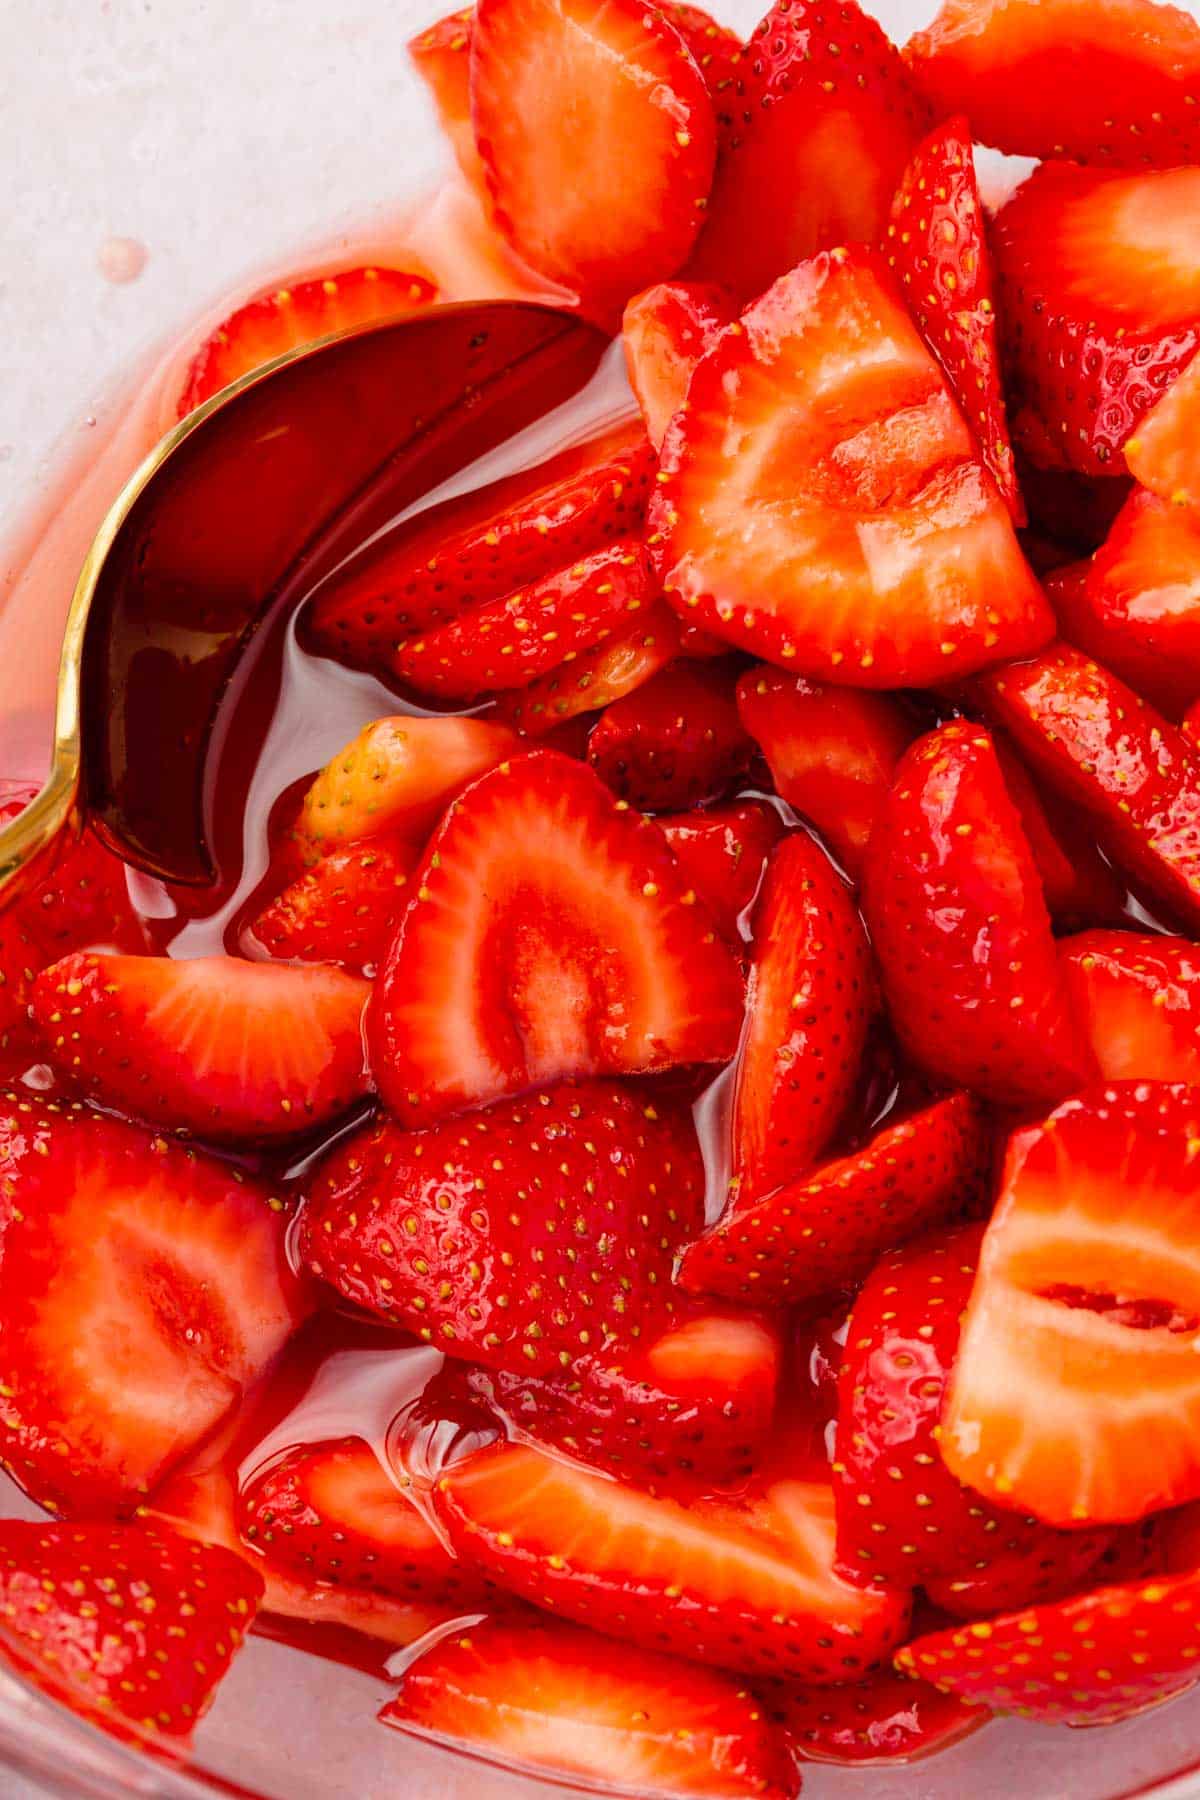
[0,1095,308,1514]
[587,660,753,810]
[764,1663,984,1766]
[408,9,487,196]
[435,1438,911,1680]
[495,602,687,736]
[660,2,745,151]
[300,1081,703,1375]
[991,733,1127,927]
[623,281,737,450]
[367,751,744,1122]
[680,1093,986,1308]
[863,720,1095,1106]
[979,643,1200,932]
[732,833,873,1204]
[33,953,370,1142]
[923,1521,1160,1621]
[691,0,930,302]
[886,116,1021,520]
[1047,488,1200,719]
[383,1617,795,1798]
[470,0,716,322]
[992,164,1200,475]
[250,834,417,971]
[650,249,1052,685]
[179,267,437,415]
[736,669,915,878]
[1126,352,1200,507]
[1061,929,1200,1084]
[943,1083,1200,1525]
[659,800,785,941]
[906,0,1200,167]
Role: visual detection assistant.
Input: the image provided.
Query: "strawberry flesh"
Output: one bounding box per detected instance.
[250,834,417,971]
[587,660,753,810]
[623,280,737,450]
[1126,350,1200,507]
[658,800,784,940]
[408,9,487,197]
[1061,929,1200,1084]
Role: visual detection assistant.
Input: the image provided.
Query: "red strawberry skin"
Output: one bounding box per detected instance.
[622,280,737,450]
[587,660,753,810]
[764,1662,984,1765]
[863,720,1095,1106]
[0,781,143,957]
[659,800,784,941]
[0,1520,262,1741]
[496,601,690,737]
[250,834,417,971]
[659,2,745,151]
[1060,929,1200,1084]
[300,1081,703,1378]
[991,733,1126,928]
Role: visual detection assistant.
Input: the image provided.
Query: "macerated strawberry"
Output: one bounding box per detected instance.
[732,834,873,1203]
[863,721,1095,1106]
[623,281,737,450]
[435,1438,910,1680]
[250,834,417,970]
[691,0,929,301]
[383,1617,795,1798]
[923,1519,1161,1620]
[980,643,1200,931]
[659,800,784,939]
[0,1520,262,1741]
[587,660,752,809]
[1061,929,1200,1083]
[301,1081,703,1376]
[1018,460,1134,555]
[736,669,915,878]
[992,163,1200,476]
[907,0,1200,167]
[0,782,143,956]
[495,603,687,735]
[306,423,655,672]
[470,0,716,322]
[408,10,487,195]
[179,267,437,415]
[1047,488,1200,718]
[651,250,1052,685]
[0,1094,308,1515]
[886,116,1021,519]
[680,1093,986,1307]
[0,912,48,1066]
[367,751,744,1123]
[33,953,370,1142]
[1126,352,1200,507]
[660,2,745,150]
[764,1663,984,1765]
[991,733,1127,927]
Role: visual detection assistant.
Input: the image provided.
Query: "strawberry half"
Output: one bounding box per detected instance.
[979,643,1200,932]
[383,1617,795,1798]
[0,1520,262,1741]
[659,800,785,940]
[736,669,915,879]
[622,280,737,450]
[250,834,417,971]
[680,1093,986,1308]
[367,750,744,1123]
[435,1439,910,1680]
[650,249,1051,686]
[1061,929,1200,1084]
[886,115,1021,520]
[992,163,1200,475]
[495,602,688,736]
[179,267,437,415]
[906,0,1200,167]
[1126,351,1200,507]
[764,1663,984,1766]
[691,0,930,302]
[587,660,753,810]
[470,0,717,322]
[0,1094,308,1514]
[863,721,1095,1106]
[732,833,873,1203]
[33,953,370,1143]
[300,1081,703,1376]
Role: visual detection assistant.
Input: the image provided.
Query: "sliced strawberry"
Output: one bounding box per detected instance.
[991,733,1127,927]
[367,750,744,1122]
[0,783,143,956]
[179,267,437,416]
[391,540,658,700]
[249,834,417,971]
[301,1081,703,1376]
[33,953,369,1143]
[587,660,753,810]
[736,668,914,878]
[623,281,737,450]
[435,1439,910,1679]
[764,1663,984,1765]
[384,1617,794,1798]
[1126,351,1200,507]
[680,1093,986,1308]
[834,1223,1115,1591]
[408,9,487,195]
[306,422,655,672]
[659,800,784,940]
[691,0,930,302]
[495,602,686,736]
[292,715,517,858]
[0,1094,308,1514]
[475,1303,781,1487]
[979,643,1200,932]
[1047,488,1200,718]
[0,912,48,1066]
[942,1082,1200,1525]
[992,164,1200,476]
[651,249,1052,685]
[0,1520,261,1741]
[470,0,716,322]
[863,720,1095,1106]
[1061,929,1200,1084]
[923,1519,1161,1621]
[659,2,745,150]
[731,833,873,1204]
[886,115,1021,520]
[906,0,1200,167]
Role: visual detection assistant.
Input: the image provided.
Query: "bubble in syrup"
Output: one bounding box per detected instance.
[97,236,148,285]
